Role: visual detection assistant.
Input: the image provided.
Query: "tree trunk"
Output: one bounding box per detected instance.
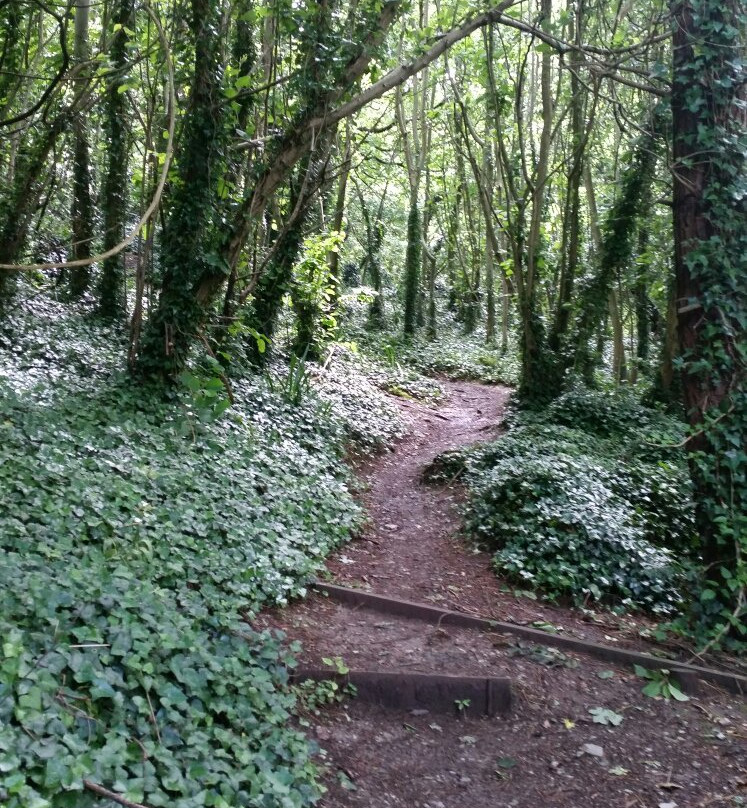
[670,0,746,635]
[98,0,134,317]
[656,278,680,402]
[549,0,586,351]
[327,122,351,303]
[402,188,421,336]
[136,0,225,377]
[573,125,658,384]
[632,223,651,384]
[517,0,555,400]
[69,0,93,298]
[609,287,627,384]
[355,177,386,328]
[0,114,69,307]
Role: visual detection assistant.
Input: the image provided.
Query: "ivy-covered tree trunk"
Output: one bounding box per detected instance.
[356,183,385,328]
[483,140,496,344]
[367,243,385,327]
[327,124,351,307]
[136,0,226,379]
[249,225,303,359]
[0,3,24,121]
[402,191,421,336]
[0,114,68,308]
[609,288,627,384]
[69,0,93,298]
[98,0,134,318]
[671,0,746,642]
[549,0,586,353]
[572,125,659,384]
[246,172,309,364]
[219,0,256,325]
[445,191,460,313]
[634,224,652,378]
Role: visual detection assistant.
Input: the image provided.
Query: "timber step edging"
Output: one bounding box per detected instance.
[292,668,513,717]
[311,580,747,696]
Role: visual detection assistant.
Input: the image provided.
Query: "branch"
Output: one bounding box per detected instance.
[310,0,520,134]
[493,11,670,97]
[220,0,522,283]
[0,0,70,128]
[83,781,153,808]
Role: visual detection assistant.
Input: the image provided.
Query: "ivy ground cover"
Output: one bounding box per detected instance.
[430,388,695,616]
[0,302,396,807]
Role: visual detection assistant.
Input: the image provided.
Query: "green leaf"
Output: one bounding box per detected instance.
[642,680,663,698]
[666,684,690,702]
[18,687,42,712]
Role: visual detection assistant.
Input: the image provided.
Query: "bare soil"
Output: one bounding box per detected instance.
[255,381,746,808]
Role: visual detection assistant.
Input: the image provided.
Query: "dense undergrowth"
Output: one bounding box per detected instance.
[392,332,520,386]
[0,288,725,807]
[428,388,694,615]
[0,300,407,808]
[342,307,521,387]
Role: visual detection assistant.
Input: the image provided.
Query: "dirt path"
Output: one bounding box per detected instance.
[327,380,512,608]
[256,381,746,808]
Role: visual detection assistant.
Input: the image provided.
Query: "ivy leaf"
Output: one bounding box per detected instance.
[589,707,624,726]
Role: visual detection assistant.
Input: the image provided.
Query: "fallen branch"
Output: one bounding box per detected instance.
[83,781,152,808]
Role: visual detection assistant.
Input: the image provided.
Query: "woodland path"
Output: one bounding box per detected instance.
[255,381,745,808]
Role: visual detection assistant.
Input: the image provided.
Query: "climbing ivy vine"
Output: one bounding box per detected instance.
[670,0,746,649]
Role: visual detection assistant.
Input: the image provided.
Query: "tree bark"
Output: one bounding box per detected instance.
[98,0,134,317]
[327,123,351,304]
[136,0,225,377]
[670,0,746,615]
[69,0,93,298]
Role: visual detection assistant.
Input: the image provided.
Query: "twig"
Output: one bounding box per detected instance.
[645,401,735,449]
[69,643,111,649]
[322,344,337,371]
[144,686,162,746]
[688,586,746,664]
[83,780,153,808]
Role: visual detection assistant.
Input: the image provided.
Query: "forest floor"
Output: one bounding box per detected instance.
[255,381,746,808]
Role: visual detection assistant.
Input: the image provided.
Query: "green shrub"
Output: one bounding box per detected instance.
[546,386,671,438]
[435,389,694,615]
[466,454,683,614]
[402,335,520,386]
[0,555,319,808]
[344,317,521,386]
[308,346,409,449]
